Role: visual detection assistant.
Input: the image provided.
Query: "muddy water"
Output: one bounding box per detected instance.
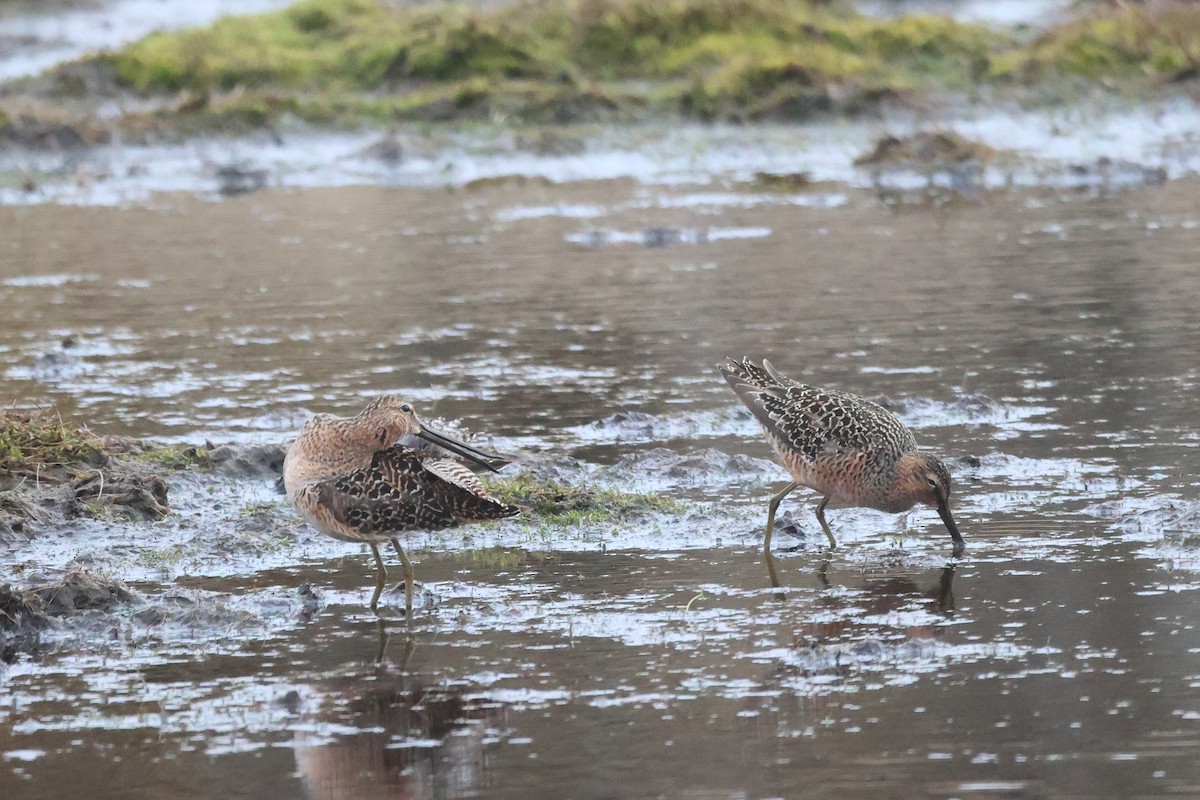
[3,178,1200,798]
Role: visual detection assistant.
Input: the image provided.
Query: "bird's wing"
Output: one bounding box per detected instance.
[720,356,918,464]
[718,356,798,392]
[312,446,518,534]
[420,456,489,495]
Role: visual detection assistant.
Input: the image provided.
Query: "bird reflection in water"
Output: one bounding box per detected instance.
[294,646,499,800]
[797,564,956,649]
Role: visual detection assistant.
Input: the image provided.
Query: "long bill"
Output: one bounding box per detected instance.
[415,425,509,473]
[937,495,965,550]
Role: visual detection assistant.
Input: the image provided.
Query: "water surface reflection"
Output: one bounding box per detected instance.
[2,178,1200,798]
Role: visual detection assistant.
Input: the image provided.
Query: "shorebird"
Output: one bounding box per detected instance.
[719,357,964,559]
[283,396,519,613]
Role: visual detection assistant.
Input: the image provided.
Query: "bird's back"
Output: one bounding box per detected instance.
[720,357,918,504]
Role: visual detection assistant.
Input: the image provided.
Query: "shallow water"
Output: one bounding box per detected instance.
[3,175,1200,798]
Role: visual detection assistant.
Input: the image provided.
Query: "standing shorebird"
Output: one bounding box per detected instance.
[719,357,964,560]
[283,396,519,614]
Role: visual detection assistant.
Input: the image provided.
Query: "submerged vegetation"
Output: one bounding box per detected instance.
[0,0,1185,136]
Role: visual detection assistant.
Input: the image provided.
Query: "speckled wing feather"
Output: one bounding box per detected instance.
[720,356,918,464]
[313,445,518,536]
[421,457,489,495]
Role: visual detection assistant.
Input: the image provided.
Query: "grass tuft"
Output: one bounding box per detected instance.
[990,1,1200,83]
[0,407,107,478]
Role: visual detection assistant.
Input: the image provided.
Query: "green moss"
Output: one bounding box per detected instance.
[80,0,1200,131]
[0,408,106,477]
[107,0,566,92]
[563,0,804,78]
[484,474,681,525]
[468,545,555,568]
[684,48,857,120]
[80,502,120,523]
[135,543,190,569]
[753,170,813,191]
[462,174,554,190]
[97,0,1018,129]
[990,4,1200,82]
[124,444,211,470]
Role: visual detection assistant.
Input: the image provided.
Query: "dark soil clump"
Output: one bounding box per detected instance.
[67,471,171,521]
[0,584,45,632]
[0,491,47,540]
[855,131,995,168]
[25,570,138,616]
[208,442,288,478]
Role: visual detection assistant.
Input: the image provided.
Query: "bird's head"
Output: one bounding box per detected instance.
[359,395,508,472]
[897,452,963,553]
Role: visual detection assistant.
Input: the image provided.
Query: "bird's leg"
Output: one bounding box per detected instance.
[369,544,388,613]
[391,538,415,615]
[764,548,781,589]
[374,617,389,664]
[764,481,799,554]
[815,495,837,549]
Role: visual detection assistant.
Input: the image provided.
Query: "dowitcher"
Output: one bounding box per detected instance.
[720,357,964,558]
[283,396,519,613]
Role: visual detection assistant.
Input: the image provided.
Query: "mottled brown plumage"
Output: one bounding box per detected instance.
[284,395,518,613]
[720,357,963,560]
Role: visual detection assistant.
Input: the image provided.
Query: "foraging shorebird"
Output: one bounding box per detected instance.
[719,357,964,559]
[283,396,519,613]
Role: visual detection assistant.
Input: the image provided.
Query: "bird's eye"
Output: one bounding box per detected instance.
[400,403,413,414]
[927,477,938,487]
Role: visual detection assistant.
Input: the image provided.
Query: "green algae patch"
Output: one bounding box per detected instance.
[680,13,1002,119]
[121,443,212,471]
[94,0,1015,129]
[484,475,682,525]
[990,2,1200,84]
[467,545,557,569]
[0,408,107,481]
